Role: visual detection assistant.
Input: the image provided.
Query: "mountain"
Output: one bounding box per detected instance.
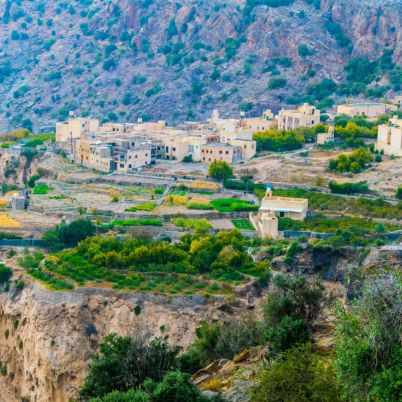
[0,0,401,132]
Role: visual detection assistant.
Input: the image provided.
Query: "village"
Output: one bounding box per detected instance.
[0,99,401,243]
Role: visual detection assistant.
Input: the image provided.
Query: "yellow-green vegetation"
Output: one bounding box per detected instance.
[18,252,73,290]
[328,147,374,173]
[232,219,256,230]
[164,194,189,206]
[35,230,269,294]
[111,219,163,227]
[124,203,156,212]
[172,218,212,231]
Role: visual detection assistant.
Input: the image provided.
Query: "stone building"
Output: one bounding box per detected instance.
[317,126,335,145]
[377,116,402,156]
[279,103,320,130]
[337,102,397,119]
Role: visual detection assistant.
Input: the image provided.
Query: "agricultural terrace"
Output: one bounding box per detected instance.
[19,230,270,294]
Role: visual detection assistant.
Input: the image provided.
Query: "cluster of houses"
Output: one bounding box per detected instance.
[56,104,326,172]
[55,98,402,173]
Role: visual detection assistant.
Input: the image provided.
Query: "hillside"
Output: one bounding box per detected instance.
[0,0,401,131]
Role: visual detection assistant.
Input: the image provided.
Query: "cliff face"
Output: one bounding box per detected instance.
[0,0,400,132]
[0,245,399,401]
[0,281,260,402]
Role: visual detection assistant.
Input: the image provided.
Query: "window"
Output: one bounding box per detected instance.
[145,153,148,157]
[280,211,285,218]
[173,147,176,152]
[219,150,222,154]
[226,151,229,154]
[135,155,138,158]
[128,164,132,168]
[120,163,124,168]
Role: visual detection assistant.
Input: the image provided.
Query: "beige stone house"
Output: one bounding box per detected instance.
[337,102,397,118]
[377,117,402,156]
[279,103,320,130]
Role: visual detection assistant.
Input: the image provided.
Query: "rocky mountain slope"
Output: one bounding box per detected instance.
[0,0,401,132]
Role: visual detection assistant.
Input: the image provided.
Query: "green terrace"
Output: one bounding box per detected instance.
[18,231,270,294]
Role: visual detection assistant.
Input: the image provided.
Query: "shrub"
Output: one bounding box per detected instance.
[328,181,370,195]
[264,275,325,353]
[79,334,179,399]
[42,219,96,249]
[268,77,287,90]
[187,202,213,210]
[33,184,49,194]
[178,318,264,374]
[251,344,340,402]
[0,265,12,284]
[328,148,374,173]
[396,186,402,200]
[207,161,233,181]
[164,195,188,206]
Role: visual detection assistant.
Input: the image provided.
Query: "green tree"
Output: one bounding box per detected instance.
[89,371,221,402]
[80,334,179,400]
[251,344,340,402]
[264,275,325,353]
[396,186,402,200]
[0,265,12,284]
[208,161,233,181]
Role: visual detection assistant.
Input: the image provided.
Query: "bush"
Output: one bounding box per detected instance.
[328,181,370,195]
[89,371,219,402]
[264,275,325,353]
[43,219,96,249]
[268,77,287,90]
[334,272,401,402]
[208,161,233,181]
[328,148,374,173]
[251,344,340,402]
[0,265,12,284]
[253,128,311,152]
[32,184,49,194]
[80,334,179,399]
[178,318,264,373]
[396,186,402,200]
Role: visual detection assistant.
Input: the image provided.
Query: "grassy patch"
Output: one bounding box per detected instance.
[33,184,49,195]
[211,198,259,212]
[125,203,156,212]
[232,219,255,230]
[171,218,212,231]
[111,219,163,227]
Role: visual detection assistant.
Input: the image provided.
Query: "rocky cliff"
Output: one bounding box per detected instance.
[0,279,261,402]
[0,244,400,402]
[0,0,401,132]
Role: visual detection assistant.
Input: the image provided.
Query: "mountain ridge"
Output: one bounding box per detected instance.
[0,0,401,132]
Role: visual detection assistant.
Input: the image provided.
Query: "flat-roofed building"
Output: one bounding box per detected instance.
[279,103,320,130]
[201,143,242,164]
[259,187,308,220]
[56,116,100,151]
[317,126,335,145]
[241,109,278,132]
[377,116,402,156]
[337,102,397,118]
